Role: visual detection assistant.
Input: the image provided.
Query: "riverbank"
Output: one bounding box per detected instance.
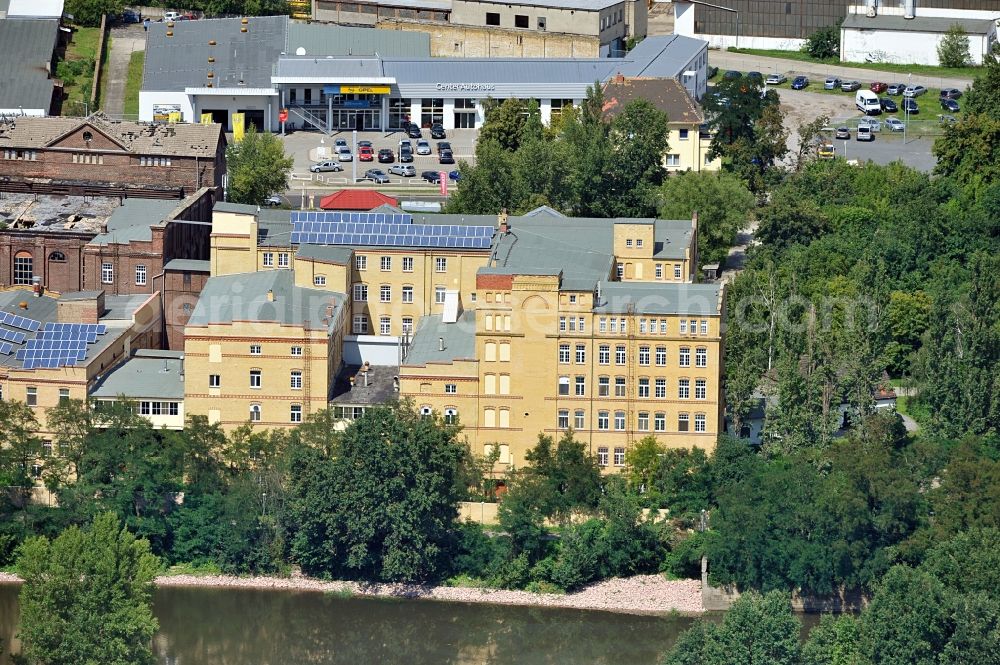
[0,571,704,615]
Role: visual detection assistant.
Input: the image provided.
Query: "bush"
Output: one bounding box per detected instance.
[938,24,972,68]
[802,25,840,60]
[662,531,706,579]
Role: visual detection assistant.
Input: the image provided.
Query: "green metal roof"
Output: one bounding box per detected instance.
[90,351,185,400]
[164,259,210,272]
[89,199,182,246]
[402,311,477,366]
[594,282,723,316]
[295,244,352,265]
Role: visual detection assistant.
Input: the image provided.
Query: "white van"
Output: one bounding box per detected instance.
[856,90,881,115]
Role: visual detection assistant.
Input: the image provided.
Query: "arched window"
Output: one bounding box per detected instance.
[48,251,66,262]
[249,404,261,422]
[420,405,432,418]
[444,408,458,425]
[13,251,32,285]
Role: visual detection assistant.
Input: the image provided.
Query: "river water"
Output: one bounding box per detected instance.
[0,583,698,664]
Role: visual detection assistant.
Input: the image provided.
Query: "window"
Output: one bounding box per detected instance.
[291,346,302,356]
[559,344,570,364]
[445,383,457,394]
[660,320,668,334]
[599,345,610,365]
[486,11,500,25]
[679,128,689,141]
[402,286,414,303]
[610,318,618,333]
[559,316,567,332]
[678,379,690,399]
[655,264,663,279]
[638,412,649,431]
[656,346,667,366]
[263,253,274,267]
[402,256,414,272]
[352,284,368,302]
[678,413,690,432]
[638,378,650,398]
[278,253,289,268]
[575,345,586,364]
[353,315,368,334]
[626,239,633,248]
[616,346,626,365]
[575,410,585,429]
[680,320,688,334]
[695,379,707,400]
[435,286,446,304]
[485,342,496,361]
[614,411,625,431]
[444,408,458,425]
[435,257,447,273]
[569,294,577,304]
[674,264,682,279]
[599,318,607,333]
[209,374,220,388]
[558,376,570,396]
[701,320,709,335]
[135,265,147,286]
[356,255,367,271]
[101,262,114,284]
[290,404,303,423]
[598,446,609,466]
[420,406,433,418]
[655,378,667,399]
[617,263,624,279]
[250,404,261,422]
[639,346,650,366]
[614,446,625,465]
[48,251,66,262]
[499,374,510,395]
[58,387,70,404]
[679,347,691,367]
[380,285,391,303]
[290,371,303,390]
[402,317,414,334]
[577,317,585,332]
[654,412,666,432]
[696,347,708,367]
[598,411,609,430]
[250,369,262,389]
[381,256,392,271]
[380,317,391,335]
[695,413,706,433]
[575,376,586,396]
[250,344,262,355]
[314,275,327,286]
[515,13,528,28]
[666,154,681,167]
[619,318,627,334]
[558,409,569,429]
[538,16,546,30]
[598,376,610,397]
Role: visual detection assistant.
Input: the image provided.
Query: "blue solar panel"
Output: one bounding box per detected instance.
[0,341,12,355]
[0,311,41,332]
[0,328,26,344]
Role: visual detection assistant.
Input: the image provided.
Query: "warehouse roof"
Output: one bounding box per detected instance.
[187,269,344,331]
[594,282,723,316]
[403,311,477,366]
[286,21,429,58]
[841,14,998,35]
[0,19,59,114]
[616,34,706,79]
[90,350,185,400]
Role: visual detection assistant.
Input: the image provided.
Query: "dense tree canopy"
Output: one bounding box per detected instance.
[226,126,294,206]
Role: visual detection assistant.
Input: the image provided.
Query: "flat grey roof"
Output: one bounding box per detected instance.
[286,21,429,58]
[103,295,151,320]
[60,290,104,301]
[90,351,185,400]
[841,14,998,34]
[296,244,353,265]
[403,311,477,366]
[164,258,210,272]
[329,364,398,405]
[0,19,58,113]
[616,34,706,79]
[214,202,260,215]
[274,56,389,81]
[89,198,183,246]
[382,56,617,85]
[187,269,345,331]
[594,282,723,316]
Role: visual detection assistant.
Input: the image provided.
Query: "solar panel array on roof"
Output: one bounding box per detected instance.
[0,311,41,332]
[290,211,494,249]
[0,328,26,345]
[18,323,107,369]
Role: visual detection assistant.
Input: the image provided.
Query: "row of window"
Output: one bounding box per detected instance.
[138,156,172,167]
[72,153,104,165]
[561,410,708,433]
[262,253,290,268]
[22,387,70,407]
[561,344,708,367]
[596,317,710,336]
[485,11,548,31]
[12,256,148,286]
[600,7,625,32]
[246,344,303,356]
[352,315,415,335]
[617,263,685,280]
[2,150,37,161]
[558,376,709,399]
[598,447,626,467]
[138,401,180,416]
[211,370,303,390]
[249,403,302,423]
[355,255,444,273]
[351,284,448,305]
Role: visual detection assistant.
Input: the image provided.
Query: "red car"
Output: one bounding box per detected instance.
[358,146,374,162]
[870,81,887,93]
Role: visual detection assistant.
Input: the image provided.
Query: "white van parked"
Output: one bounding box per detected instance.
[856,90,881,115]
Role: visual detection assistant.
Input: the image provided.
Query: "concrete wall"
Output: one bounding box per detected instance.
[841,26,995,66]
[450,0,627,41]
[377,19,601,58]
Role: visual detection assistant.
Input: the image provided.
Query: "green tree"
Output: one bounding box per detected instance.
[0,400,42,508]
[65,0,124,26]
[795,114,831,170]
[226,126,293,206]
[937,23,972,68]
[17,513,159,665]
[520,431,602,523]
[801,614,864,665]
[604,99,670,217]
[802,25,840,60]
[861,566,951,665]
[933,114,1000,189]
[962,53,1000,119]
[658,170,755,266]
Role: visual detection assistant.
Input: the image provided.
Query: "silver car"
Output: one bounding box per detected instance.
[903,85,927,98]
[388,164,416,177]
[309,160,343,173]
[337,146,353,162]
[765,73,787,85]
[415,139,432,155]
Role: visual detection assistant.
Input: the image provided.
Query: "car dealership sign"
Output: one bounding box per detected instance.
[435,83,497,92]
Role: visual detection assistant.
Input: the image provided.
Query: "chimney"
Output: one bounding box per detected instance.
[615,72,625,84]
[691,210,699,231]
[498,208,509,234]
[32,276,43,298]
[267,289,274,302]
[438,337,445,352]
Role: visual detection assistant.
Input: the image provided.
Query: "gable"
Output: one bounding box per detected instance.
[46,123,127,152]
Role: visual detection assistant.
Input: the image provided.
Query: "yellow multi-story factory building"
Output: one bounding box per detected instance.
[188,202,725,470]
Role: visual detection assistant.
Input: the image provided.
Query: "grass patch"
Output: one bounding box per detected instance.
[161,561,224,577]
[58,26,107,115]
[123,50,145,118]
[444,574,490,588]
[726,48,982,80]
[323,588,355,599]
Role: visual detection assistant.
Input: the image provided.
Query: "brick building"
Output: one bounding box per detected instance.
[0,114,226,198]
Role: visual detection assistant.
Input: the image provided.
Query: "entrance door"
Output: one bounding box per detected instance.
[201,109,228,128]
[240,110,265,131]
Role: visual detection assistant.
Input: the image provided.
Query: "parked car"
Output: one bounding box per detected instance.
[870,81,888,93]
[438,149,455,164]
[939,88,963,100]
[903,85,927,98]
[940,98,961,112]
[163,11,182,21]
[448,170,461,181]
[746,71,763,81]
[856,125,874,142]
[357,140,373,149]
[336,146,353,162]
[436,141,452,154]
[835,126,850,140]
[121,9,141,23]
[309,160,343,173]
[399,148,413,163]
[430,123,446,139]
[858,117,881,132]
[886,83,907,95]
[398,139,412,151]
[824,77,842,90]
[723,70,741,79]
[358,146,374,162]
[765,73,787,85]
[885,117,905,132]
[817,142,835,159]
[939,114,958,124]
[263,194,283,206]
[416,139,431,155]
[841,80,862,92]
[334,138,348,149]
[903,98,919,114]
[421,170,442,183]
[388,164,415,177]
[406,123,422,139]
[791,75,809,90]
[364,168,390,184]
[377,148,394,163]
[880,98,898,112]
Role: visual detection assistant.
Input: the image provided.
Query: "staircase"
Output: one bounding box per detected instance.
[288,106,331,135]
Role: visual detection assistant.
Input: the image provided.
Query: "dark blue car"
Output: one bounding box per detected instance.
[791,76,809,90]
[940,98,960,113]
